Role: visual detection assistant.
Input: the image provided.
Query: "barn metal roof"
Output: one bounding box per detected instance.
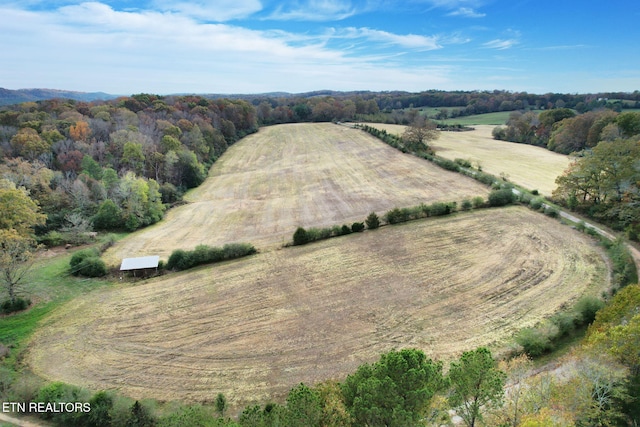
[120,255,160,271]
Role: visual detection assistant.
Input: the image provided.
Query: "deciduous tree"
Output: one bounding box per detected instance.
[447,347,506,427]
[402,116,439,152]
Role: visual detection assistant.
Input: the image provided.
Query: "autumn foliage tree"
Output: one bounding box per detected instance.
[402,116,439,153]
[0,179,46,309]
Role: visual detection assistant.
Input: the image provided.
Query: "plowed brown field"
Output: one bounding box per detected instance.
[27,207,608,410]
[102,123,490,265]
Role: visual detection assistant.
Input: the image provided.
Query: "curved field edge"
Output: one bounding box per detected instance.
[26,206,609,409]
[102,123,490,265]
[361,123,571,196]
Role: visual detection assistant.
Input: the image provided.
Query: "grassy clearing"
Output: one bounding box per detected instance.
[439,110,543,126]
[103,123,489,265]
[27,207,609,411]
[0,249,111,370]
[362,124,571,196]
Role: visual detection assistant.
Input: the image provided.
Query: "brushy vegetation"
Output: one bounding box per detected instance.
[0,297,31,314]
[166,243,257,271]
[291,199,473,246]
[487,188,515,207]
[69,248,107,277]
[7,347,506,427]
[515,295,605,358]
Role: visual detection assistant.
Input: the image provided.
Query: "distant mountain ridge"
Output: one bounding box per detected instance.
[0,87,119,106]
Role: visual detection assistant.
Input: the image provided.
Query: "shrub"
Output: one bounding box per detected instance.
[430,202,454,216]
[70,248,99,268]
[222,243,257,259]
[318,227,333,239]
[519,192,533,205]
[432,157,460,172]
[461,199,473,211]
[573,296,605,326]
[37,382,91,423]
[365,212,380,229]
[472,196,485,208]
[544,206,559,218]
[76,257,107,277]
[515,325,556,357]
[351,222,365,232]
[529,197,544,210]
[340,224,352,235]
[192,245,213,265]
[454,158,472,168]
[167,243,256,271]
[293,227,309,246]
[69,248,107,277]
[385,208,404,224]
[473,172,496,186]
[488,188,515,207]
[0,297,31,314]
[39,231,64,247]
[166,249,193,270]
[159,182,182,204]
[99,234,117,253]
[550,311,578,337]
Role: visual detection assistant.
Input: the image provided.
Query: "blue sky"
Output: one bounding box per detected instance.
[1,0,639,95]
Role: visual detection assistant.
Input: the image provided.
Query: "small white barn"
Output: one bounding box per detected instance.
[120,255,160,277]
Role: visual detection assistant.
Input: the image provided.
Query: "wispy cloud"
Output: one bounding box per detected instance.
[266,0,358,21]
[338,27,441,51]
[152,0,263,21]
[0,2,451,93]
[532,44,588,51]
[483,38,518,50]
[447,7,485,18]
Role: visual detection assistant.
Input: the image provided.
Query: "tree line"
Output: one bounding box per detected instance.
[492,108,640,238]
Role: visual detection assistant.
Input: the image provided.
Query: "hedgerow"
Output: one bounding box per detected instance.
[166,243,257,271]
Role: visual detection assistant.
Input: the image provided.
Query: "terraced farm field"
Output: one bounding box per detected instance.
[103,123,490,265]
[28,207,608,410]
[363,124,571,196]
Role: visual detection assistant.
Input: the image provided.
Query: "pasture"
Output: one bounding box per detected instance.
[27,207,608,410]
[103,123,489,264]
[363,124,571,196]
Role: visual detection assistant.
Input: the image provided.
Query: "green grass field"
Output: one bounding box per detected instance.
[438,110,544,126]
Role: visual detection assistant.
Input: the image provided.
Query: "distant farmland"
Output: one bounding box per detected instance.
[103,123,490,264]
[363,124,571,196]
[27,207,608,409]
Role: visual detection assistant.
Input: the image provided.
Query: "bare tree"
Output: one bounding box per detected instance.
[402,115,439,152]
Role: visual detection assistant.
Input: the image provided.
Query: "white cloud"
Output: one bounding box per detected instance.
[0,2,453,93]
[266,0,357,21]
[447,7,485,18]
[483,38,518,50]
[338,27,441,51]
[152,0,263,21]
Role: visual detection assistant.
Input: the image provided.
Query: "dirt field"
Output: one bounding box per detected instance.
[27,207,608,411]
[103,123,490,265]
[363,124,571,196]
